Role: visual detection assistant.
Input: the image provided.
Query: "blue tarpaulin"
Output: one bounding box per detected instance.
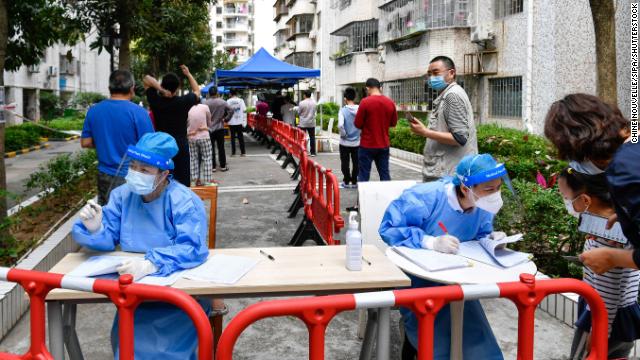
[200,84,229,97]
[214,48,320,87]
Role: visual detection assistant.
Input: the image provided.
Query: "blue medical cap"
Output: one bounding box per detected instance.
[126,132,178,170]
[453,154,506,186]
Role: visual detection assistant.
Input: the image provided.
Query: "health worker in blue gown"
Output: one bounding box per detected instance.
[72,132,210,360]
[379,153,510,360]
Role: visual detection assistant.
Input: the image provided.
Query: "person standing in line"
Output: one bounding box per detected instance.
[354,78,397,181]
[204,87,233,171]
[338,87,360,188]
[187,103,214,186]
[143,65,200,186]
[81,69,154,205]
[226,89,247,156]
[256,94,269,117]
[409,56,478,182]
[297,91,318,156]
[280,96,296,126]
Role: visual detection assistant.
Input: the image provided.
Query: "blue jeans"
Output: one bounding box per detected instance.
[358,147,390,182]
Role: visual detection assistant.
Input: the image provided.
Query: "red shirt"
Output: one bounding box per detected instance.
[354,95,398,148]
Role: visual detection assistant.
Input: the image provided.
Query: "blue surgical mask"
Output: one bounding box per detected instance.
[429,76,448,91]
[569,160,605,175]
[125,169,159,195]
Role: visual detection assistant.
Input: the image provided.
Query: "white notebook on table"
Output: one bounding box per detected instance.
[391,246,471,272]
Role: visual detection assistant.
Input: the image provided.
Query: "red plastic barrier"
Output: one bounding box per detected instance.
[216,275,608,360]
[247,113,256,129]
[301,159,345,245]
[0,267,213,360]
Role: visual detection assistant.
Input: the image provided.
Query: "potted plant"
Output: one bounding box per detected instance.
[420,102,428,111]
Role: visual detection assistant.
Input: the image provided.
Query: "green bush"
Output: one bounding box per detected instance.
[26,150,97,194]
[477,124,566,181]
[47,117,85,131]
[71,92,106,109]
[318,102,340,116]
[5,126,41,152]
[495,179,584,278]
[39,92,62,120]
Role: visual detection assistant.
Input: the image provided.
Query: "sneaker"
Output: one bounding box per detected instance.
[220,166,229,172]
[212,168,217,173]
[310,154,317,157]
[339,182,348,189]
[348,183,358,189]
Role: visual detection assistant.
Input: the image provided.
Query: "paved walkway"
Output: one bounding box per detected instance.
[0,133,581,359]
[5,140,82,208]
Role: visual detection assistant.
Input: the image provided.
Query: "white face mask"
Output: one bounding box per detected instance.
[125,169,160,195]
[563,195,588,219]
[471,189,503,214]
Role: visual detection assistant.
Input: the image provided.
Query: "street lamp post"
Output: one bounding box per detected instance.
[102,30,121,73]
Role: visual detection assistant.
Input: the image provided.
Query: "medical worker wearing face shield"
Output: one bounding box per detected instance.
[379,154,510,360]
[72,132,210,360]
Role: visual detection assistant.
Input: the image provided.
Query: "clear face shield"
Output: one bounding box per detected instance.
[110,146,172,196]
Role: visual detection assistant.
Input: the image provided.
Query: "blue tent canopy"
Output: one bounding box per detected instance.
[200,84,229,97]
[214,47,320,87]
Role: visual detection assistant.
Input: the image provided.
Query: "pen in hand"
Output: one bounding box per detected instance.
[438,221,449,235]
[260,249,275,261]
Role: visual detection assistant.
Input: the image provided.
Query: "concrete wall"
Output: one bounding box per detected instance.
[335,52,383,86]
[334,0,379,31]
[317,0,338,103]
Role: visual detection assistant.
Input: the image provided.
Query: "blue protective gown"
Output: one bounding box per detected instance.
[72,179,210,360]
[379,179,503,359]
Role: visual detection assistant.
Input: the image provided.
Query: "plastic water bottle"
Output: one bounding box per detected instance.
[346,211,362,271]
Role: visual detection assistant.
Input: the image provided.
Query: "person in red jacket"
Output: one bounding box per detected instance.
[354,78,398,181]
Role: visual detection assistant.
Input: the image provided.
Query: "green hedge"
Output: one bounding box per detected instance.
[46,116,85,131]
[495,179,583,278]
[5,126,42,152]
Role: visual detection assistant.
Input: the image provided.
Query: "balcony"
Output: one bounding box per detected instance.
[273,0,288,21]
[223,2,250,16]
[330,19,379,64]
[284,52,314,69]
[223,38,250,47]
[379,0,471,43]
[286,13,314,41]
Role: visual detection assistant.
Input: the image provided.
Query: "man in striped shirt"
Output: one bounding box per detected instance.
[409,56,478,182]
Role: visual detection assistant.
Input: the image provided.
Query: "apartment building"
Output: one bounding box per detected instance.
[210,0,256,63]
[319,0,630,135]
[2,31,110,125]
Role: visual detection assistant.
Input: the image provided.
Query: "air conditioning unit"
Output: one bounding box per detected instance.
[27,64,40,73]
[470,22,494,43]
[47,66,58,77]
[309,30,317,40]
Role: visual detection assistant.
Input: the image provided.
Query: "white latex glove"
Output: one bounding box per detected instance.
[422,235,460,254]
[116,259,158,281]
[490,231,507,249]
[78,199,103,233]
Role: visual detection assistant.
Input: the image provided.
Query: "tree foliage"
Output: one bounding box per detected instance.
[213,50,239,71]
[3,1,86,71]
[131,0,214,83]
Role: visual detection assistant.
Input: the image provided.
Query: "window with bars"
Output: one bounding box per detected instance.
[494,0,524,18]
[489,77,522,118]
[330,0,352,10]
[379,0,470,43]
[331,19,378,60]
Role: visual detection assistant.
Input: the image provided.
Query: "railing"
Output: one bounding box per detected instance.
[216,275,608,360]
[0,267,213,360]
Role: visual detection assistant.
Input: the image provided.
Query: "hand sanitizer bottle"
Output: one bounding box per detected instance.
[346,211,362,271]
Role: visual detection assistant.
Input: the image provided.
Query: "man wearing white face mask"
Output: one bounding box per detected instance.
[379,153,510,360]
[408,56,477,182]
[72,132,210,360]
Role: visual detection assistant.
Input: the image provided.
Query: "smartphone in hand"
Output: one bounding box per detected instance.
[404,111,419,124]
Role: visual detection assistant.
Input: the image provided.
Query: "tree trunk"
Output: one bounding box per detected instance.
[0,0,9,220]
[117,0,132,70]
[589,0,617,105]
